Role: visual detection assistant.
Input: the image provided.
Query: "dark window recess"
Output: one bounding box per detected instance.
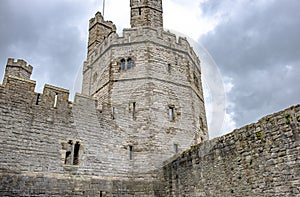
[100,191,103,197]
[139,8,142,15]
[168,64,171,74]
[64,140,73,165]
[127,58,133,70]
[129,145,133,160]
[63,140,80,165]
[36,93,40,105]
[132,102,136,119]
[73,142,80,165]
[174,144,178,153]
[169,106,175,121]
[120,59,126,70]
[112,107,115,120]
[194,73,200,89]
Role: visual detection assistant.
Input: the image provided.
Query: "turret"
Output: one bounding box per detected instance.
[2,58,33,85]
[130,0,163,28]
[87,12,116,56]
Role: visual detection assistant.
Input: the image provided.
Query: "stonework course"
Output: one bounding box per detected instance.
[0,0,299,196]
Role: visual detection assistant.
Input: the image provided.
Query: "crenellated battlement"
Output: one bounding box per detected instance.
[7,58,33,72]
[87,12,116,55]
[87,27,200,69]
[3,58,33,85]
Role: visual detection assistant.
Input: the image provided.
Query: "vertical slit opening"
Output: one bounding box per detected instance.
[36,93,40,105]
[129,145,133,160]
[73,142,80,165]
[139,8,142,15]
[174,144,178,153]
[53,93,58,108]
[132,102,136,119]
[169,106,174,121]
[112,107,115,119]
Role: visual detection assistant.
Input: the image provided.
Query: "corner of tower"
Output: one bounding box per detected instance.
[130,0,163,28]
[87,11,116,56]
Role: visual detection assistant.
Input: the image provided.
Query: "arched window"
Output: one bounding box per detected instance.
[127,58,133,70]
[120,59,126,70]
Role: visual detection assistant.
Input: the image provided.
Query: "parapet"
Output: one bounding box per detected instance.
[3,58,33,85]
[89,12,116,31]
[87,27,201,70]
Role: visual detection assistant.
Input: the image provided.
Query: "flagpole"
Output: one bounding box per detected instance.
[102,0,105,18]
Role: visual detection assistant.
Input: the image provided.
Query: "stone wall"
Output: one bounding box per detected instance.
[161,104,300,196]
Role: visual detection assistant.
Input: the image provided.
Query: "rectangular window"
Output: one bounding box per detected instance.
[132,102,136,119]
[129,145,133,160]
[63,140,80,165]
[36,93,40,105]
[169,106,174,121]
[168,64,171,74]
[174,144,178,153]
[112,107,115,120]
[73,142,80,165]
[53,93,58,108]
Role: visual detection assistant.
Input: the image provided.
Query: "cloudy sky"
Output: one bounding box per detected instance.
[0,0,299,138]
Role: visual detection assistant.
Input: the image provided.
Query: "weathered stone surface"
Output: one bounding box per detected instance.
[0,0,299,196]
[161,105,300,196]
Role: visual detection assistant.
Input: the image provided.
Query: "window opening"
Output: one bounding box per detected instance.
[169,106,174,121]
[100,191,103,197]
[120,59,126,70]
[54,93,58,108]
[127,58,133,70]
[139,8,142,15]
[36,93,40,105]
[194,73,199,89]
[129,145,133,160]
[112,107,115,119]
[174,144,178,153]
[168,64,171,74]
[132,102,136,119]
[73,142,80,165]
[64,140,73,165]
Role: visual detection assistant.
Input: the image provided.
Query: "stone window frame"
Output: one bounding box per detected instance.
[61,140,82,166]
[119,57,134,71]
[168,105,175,122]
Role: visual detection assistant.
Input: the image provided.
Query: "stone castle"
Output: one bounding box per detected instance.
[0,0,299,196]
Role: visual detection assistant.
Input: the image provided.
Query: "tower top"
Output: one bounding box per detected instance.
[130,0,163,28]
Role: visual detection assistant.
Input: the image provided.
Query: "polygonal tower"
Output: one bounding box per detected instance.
[82,0,208,174]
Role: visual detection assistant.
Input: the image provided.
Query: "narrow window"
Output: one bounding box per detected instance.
[127,58,133,70]
[129,145,133,160]
[132,102,136,119]
[112,107,115,120]
[120,59,126,70]
[174,144,178,153]
[64,140,73,165]
[139,8,142,15]
[194,73,199,89]
[36,93,40,105]
[100,191,103,197]
[73,141,80,165]
[168,64,171,74]
[169,106,174,121]
[53,93,58,108]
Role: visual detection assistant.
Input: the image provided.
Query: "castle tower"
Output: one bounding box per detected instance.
[82,0,207,174]
[130,0,163,28]
[2,58,33,85]
[87,12,116,55]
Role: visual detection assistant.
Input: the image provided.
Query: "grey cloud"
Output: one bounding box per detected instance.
[200,0,300,128]
[0,0,97,96]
